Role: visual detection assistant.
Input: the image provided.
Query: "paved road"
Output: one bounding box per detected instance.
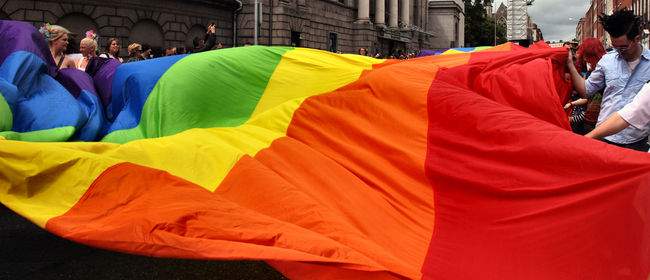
[0,205,286,279]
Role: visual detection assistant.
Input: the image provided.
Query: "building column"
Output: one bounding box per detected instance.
[357,0,370,23]
[389,0,398,28]
[375,0,386,26]
[400,0,410,28]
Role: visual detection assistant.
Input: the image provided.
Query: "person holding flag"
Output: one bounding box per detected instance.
[566,9,650,151]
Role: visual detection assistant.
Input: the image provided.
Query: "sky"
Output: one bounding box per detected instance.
[492,0,591,42]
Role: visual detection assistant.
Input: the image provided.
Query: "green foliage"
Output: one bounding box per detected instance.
[464,0,506,47]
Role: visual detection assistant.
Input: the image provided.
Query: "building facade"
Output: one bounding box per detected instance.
[576,0,633,45]
[484,0,492,16]
[494,2,507,23]
[529,22,542,42]
[238,0,437,55]
[632,0,649,18]
[0,0,238,55]
[575,17,585,41]
[427,0,464,48]
[488,2,540,46]
[631,0,650,47]
[1,0,464,56]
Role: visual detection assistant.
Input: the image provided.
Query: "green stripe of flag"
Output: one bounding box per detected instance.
[102,46,293,143]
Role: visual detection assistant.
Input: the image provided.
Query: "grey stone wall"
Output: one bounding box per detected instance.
[0,0,236,54]
[237,0,436,55]
[302,0,356,51]
[237,0,358,52]
[428,0,465,49]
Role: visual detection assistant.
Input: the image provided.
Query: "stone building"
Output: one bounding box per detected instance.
[0,0,239,55]
[494,2,507,22]
[1,0,464,55]
[484,0,492,16]
[237,0,444,55]
[631,0,650,47]
[427,0,464,48]
[576,0,632,46]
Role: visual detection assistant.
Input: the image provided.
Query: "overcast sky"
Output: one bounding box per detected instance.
[492,0,591,41]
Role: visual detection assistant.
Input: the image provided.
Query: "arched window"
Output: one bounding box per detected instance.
[128,19,164,49]
[56,13,99,54]
[186,24,206,49]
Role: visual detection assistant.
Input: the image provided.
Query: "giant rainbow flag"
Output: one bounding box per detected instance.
[1,20,649,279]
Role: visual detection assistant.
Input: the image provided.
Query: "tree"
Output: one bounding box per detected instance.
[464,0,502,47]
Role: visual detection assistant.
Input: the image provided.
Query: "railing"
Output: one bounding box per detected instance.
[409,25,435,37]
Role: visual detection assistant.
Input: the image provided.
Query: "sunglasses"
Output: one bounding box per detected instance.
[614,39,636,53]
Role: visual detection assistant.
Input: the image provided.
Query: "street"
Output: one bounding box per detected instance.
[0,205,286,279]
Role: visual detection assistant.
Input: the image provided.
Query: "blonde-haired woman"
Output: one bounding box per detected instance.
[76,30,98,71]
[39,23,75,69]
[126,43,143,63]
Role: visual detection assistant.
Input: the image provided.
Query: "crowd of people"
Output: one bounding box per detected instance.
[39,22,222,71]
[40,20,421,74]
[355,47,419,59]
[565,9,650,152]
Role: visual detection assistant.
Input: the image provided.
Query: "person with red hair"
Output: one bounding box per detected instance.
[564,38,607,134]
[577,38,607,74]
